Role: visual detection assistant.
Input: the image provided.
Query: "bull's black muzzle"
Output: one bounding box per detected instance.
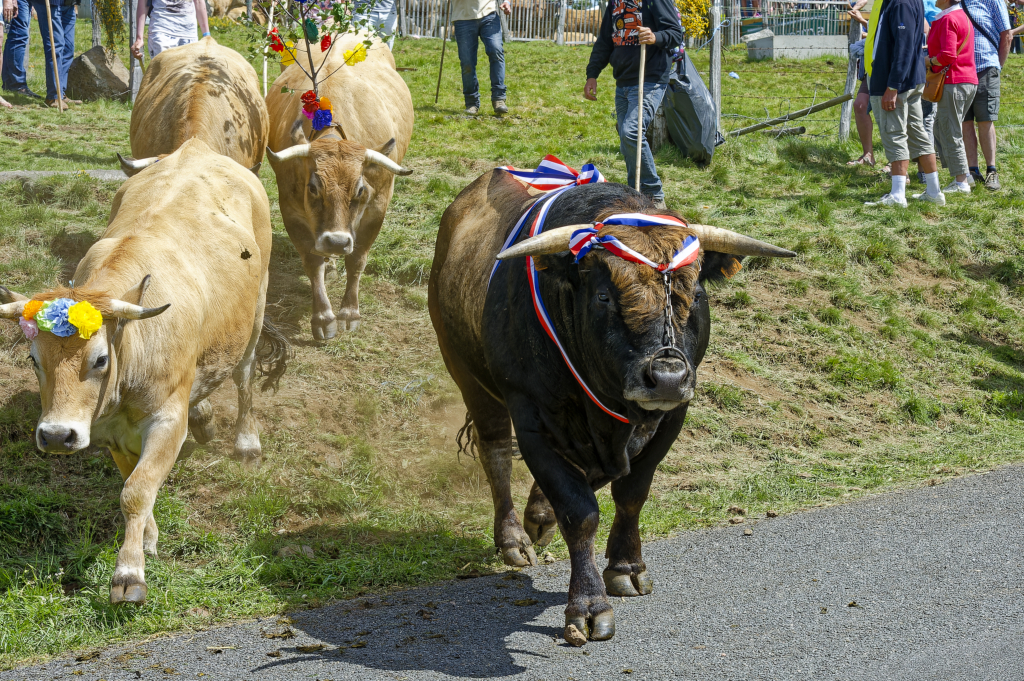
[645,346,690,401]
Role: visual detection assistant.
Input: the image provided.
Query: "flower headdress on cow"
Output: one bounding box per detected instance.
[243,0,381,132]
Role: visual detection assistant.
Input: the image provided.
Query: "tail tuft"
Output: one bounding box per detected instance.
[256,317,293,393]
[456,412,478,462]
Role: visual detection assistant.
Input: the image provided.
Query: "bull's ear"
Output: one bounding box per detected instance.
[376,138,397,157]
[0,285,29,304]
[249,161,262,175]
[118,275,152,306]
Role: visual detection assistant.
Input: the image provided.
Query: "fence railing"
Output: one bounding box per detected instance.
[399,0,851,46]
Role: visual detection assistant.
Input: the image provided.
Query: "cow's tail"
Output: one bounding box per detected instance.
[255,317,293,393]
[456,412,478,462]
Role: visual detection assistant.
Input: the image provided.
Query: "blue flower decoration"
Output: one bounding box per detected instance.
[40,297,77,337]
[312,108,332,131]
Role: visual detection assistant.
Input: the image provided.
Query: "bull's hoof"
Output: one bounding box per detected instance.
[110,582,147,605]
[233,432,262,462]
[187,399,216,444]
[312,317,338,341]
[603,568,653,597]
[501,544,538,567]
[337,308,361,333]
[565,610,615,641]
[523,516,557,548]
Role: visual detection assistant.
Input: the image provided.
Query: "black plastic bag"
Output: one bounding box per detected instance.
[664,52,724,167]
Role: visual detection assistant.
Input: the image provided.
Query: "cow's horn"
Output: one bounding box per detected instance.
[108,300,171,320]
[266,144,311,163]
[364,149,413,176]
[117,153,159,173]
[0,300,27,319]
[496,225,592,260]
[688,224,796,258]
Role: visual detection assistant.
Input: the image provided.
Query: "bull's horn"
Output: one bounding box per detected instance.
[364,149,413,176]
[0,300,27,319]
[108,300,171,320]
[496,225,591,260]
[688,224,796,258]
[266,144,310,163]
[117,153,159,174]
[0,285,29,304]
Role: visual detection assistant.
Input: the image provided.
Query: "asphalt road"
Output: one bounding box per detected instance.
[7,466,1023,681]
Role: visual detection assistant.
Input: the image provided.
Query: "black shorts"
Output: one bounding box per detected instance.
[963,66,1000,122]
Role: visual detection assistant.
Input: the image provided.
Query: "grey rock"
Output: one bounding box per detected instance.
[276,544,314,559]
[66,46,130,103]
[740,28,774,43]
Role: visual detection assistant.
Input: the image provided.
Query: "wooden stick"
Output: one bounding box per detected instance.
[263,0,276,97]
[727,93,853,137]
[434,0,452,105]
[43,0,63,113]
[635,43,645,192]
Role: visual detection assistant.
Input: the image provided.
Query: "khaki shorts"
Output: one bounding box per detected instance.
[870,84,934,163]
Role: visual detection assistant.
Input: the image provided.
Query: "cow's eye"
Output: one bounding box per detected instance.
[308,173,321,197]
[94,355,108,370]
[597,291,610,303]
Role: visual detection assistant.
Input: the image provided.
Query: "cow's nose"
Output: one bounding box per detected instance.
[37,424,78,452]
[645,356,689,400]
[318,232,353,255]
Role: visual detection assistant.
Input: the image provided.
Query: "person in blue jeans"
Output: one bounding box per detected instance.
[2,0,77,107]
[584,0,683,207]
[452,0,511,115]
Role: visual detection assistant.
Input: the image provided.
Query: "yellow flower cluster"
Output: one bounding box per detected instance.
[95,0,127,53]
[67,301,104,340]
[676,0,711,41]
[343,43,368,66]
[281,41,297,66]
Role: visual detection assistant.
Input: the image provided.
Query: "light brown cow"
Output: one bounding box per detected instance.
[120,37,269,175]
[0,139,287,605]
[265,33,414,339]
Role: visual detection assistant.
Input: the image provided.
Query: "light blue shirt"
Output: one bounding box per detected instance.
[962,0,1011,71]
[923,0,941,23]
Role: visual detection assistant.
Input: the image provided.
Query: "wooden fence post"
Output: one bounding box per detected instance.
[709,0,722,135]
[838,14,860,141]
[89,0,101,47]
[556,0,566,45]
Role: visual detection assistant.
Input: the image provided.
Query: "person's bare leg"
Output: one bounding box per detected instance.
[962,120,979,168]
[917,154,937,174]
[977,121,996,168]
[850,94,875,164]
[890,159,909,177]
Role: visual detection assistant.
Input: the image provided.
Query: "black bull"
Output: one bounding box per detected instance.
[428,170,794,643]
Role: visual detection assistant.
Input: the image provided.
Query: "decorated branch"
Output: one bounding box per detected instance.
[241,0,382,132]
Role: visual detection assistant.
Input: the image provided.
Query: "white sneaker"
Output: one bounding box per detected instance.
[912,191,946,206]
[943,180,971,194]
[865,193,908,207]
[965,174,976,186]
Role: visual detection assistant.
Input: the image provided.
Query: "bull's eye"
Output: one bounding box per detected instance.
[597,291,610,303]
[94,355,108,370]
[308,173,321,197]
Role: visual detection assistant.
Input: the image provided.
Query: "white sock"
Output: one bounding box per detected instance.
[891,174,907,200]
[957,180,970,191]
[925,171,940,196]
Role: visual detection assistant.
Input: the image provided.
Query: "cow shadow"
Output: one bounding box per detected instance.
[254,569,568,678]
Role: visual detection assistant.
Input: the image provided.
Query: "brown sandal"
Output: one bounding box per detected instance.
[847,154,875,166]
[44,98,68,110]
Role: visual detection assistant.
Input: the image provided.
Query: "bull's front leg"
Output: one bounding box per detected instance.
[338,212,385,332]
[604,411,685,598]
[300,252,337,340]
[516,426,614,642]
[475,427,538,567]
[110,392,189,605]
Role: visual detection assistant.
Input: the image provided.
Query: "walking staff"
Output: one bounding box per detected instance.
[434,0,452,104]
[42,0,62,113]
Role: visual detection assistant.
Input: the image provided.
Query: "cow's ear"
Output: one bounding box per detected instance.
[376,138,397,157]
[289,119,310,145]
[533,251,574,276]
[113,275,152,341]
[698,253,744,285]
[0,286,29,304]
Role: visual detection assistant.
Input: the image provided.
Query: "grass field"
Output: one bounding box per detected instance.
[1,16,1024,668]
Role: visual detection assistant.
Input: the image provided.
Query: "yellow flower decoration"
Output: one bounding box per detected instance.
[22,300,42,321]
[343,43,367,66]
[318,96,332,112]
[281,41,296,66]
[67,301,104,340]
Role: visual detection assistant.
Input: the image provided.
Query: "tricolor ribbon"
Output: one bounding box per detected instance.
[569,214,699,272]
[499,154,605,192]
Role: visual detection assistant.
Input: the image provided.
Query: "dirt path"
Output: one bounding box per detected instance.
[6,465,1023,680]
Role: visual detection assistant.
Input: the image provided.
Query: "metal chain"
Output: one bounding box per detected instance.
[661,273,675,348]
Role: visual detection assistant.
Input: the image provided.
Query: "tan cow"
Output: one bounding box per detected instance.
[0,139,287,605]
[120,37,269,175]
[265,33,414,339]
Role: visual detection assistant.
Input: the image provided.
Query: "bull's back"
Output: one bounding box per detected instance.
[130,38,269,168]
[429,170,535,381]
[266,34,413,158]
[82,139,272,370]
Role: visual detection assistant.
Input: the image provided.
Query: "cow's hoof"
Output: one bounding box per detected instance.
[187,399,216,444]
[501,544,538,567]
[233,432,262,462]
[565,610,615,641]
[523,486,558,547]
[312,317,338,341]
[337,308,361,332]
[110,582,147,605]
[603,568,653,597]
